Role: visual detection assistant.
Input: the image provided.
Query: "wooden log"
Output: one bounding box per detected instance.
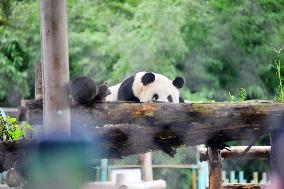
[199,146,271,161]
[23,101,282,157]
[40,0,70,136]
[222,184,265,189]
[208,147,222,189]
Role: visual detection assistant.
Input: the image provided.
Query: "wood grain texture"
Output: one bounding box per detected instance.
[208,147,222,189]
[40,0,70,136]
[23,100,284,157]
[35,63,43,100]
[222,184,265,189]
[199,146,271,161]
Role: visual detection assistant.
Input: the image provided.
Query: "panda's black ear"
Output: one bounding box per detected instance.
[173,77,184,89]
[141,72,155,86]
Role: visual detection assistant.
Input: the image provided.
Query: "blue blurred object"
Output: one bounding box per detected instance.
[21,136,101,189]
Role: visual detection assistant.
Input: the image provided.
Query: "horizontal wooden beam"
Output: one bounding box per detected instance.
[92,164,198,169]
[223,184,266,189]
[22,100,283,158]
[199,146,271,161]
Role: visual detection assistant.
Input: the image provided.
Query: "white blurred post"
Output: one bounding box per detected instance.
[140,152,153,181]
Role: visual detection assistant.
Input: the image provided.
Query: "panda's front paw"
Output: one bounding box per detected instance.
[94,84,111,102]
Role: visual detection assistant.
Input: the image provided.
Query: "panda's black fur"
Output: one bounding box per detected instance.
[107,72,185,103]
[117,75,140,102]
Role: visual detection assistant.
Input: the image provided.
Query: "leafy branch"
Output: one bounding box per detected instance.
[0,113,33,141]
[271,47,284,102]
[227,88,247,102]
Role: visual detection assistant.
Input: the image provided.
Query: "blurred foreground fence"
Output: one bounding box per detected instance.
[222,171,268,184]
[91,146,199,189]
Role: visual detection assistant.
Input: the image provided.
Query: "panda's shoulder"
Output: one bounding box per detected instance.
[132,72,171,84]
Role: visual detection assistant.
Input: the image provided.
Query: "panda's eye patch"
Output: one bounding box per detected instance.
[167,95,173,102]
[152,94,159,101]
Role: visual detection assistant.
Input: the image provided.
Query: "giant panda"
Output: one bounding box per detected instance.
[106,72,184,103]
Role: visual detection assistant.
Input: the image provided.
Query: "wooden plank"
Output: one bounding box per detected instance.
[208,147,222,189]
[199,146,271,161]
[222,184,265,189]
[40,0,70,135]
[104,164,198,169]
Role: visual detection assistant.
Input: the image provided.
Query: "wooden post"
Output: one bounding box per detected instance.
[100,159,108,181]
[270,133,275,171]
[208,146,222,189]
[119,180,166,189]
[35,63,43,100]
[40,0,70,136]
[140,152,153,181]
[115,174,126,188]
[192,169,197,189]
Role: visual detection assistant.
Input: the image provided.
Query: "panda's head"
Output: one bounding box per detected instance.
[133,72,184,103]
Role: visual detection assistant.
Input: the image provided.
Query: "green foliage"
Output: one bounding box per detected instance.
[0,0,40,106]
[154,168,193,189]
[0,113,33,141]
[227,88,247,102]
[1,0,284,104]
[271,47,284,101]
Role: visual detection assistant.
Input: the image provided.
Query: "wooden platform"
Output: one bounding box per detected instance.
[19,100,283,158]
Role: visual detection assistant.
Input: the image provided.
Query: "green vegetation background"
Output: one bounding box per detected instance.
[1,0,284,188]
[1,0,284,106]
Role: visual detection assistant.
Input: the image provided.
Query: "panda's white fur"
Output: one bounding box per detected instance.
[106,71,182,103]
[106,83,121,101]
